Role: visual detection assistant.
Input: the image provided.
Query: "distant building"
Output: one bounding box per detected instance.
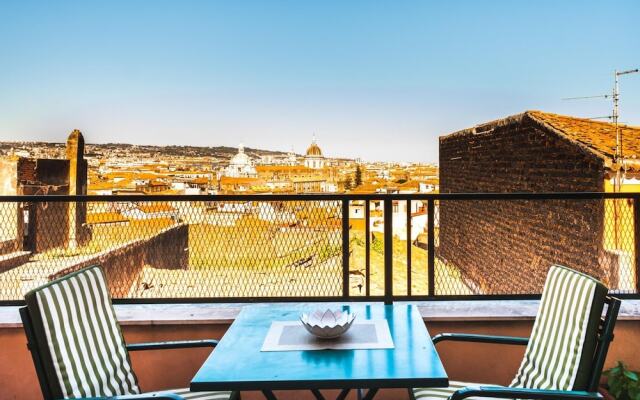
[285,148,298,166]
[256,165,328,193]
[136,179,170,194]
[224,144,257,178]
[219,176,265,193]
[438,110,640,294]
[292,177,325,193]
[0,130,90,254]
[304,137,325,170]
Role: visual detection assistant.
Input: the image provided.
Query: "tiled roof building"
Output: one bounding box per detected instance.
[438,111,639,296]
[527,111,640,166]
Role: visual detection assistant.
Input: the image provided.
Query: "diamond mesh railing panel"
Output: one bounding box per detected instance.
[435,198,637,295]
[0,199,344,300]
[0,195,638,302]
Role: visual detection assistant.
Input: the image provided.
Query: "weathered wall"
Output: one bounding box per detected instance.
[0,160,17,196]
[438,115,608,293]
[17,158,70,253]
[1,318,638,400]
[51,224,189,297]
[0,160,21,252]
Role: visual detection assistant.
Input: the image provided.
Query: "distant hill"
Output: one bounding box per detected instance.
[0,141,295,159]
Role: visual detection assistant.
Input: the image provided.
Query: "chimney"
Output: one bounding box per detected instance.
[66,130,89,248]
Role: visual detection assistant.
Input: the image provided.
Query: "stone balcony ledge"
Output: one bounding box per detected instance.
[1,299,639,328]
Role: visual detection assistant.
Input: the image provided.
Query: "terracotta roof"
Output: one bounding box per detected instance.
[89,179,136,190]
[256,165,313,172]
[291,177,325,183]
[350,183,386,193]
[220,177,263,184]
[527,111,640,161]
[153,189,184,195]
[105,172,161,180]
[147,179,169,187]
[398,180,420,189]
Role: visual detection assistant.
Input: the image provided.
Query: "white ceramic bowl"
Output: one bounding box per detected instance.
[300,309,356,339]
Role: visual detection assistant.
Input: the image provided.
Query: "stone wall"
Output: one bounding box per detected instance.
[438,114,608,294]
[17,158,70,252]
[51,224,189,297]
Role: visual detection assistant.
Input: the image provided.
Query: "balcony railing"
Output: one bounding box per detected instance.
[0,192,639,304]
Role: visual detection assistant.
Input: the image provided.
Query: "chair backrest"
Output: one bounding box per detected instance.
[510,265,612,392]
[586,295,620,391]
[22,265,140,399]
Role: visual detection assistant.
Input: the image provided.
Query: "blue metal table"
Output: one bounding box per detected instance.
[191,304,448,399]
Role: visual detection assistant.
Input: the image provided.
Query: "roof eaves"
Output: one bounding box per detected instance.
[439,112,527,141]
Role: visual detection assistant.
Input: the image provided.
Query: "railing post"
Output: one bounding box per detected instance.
[342,199,350,298]
[384,199,393,305]
[428,198,435,297]
[406,199,412,296]
[24,202,36,252]
[634,198,640,294]
[365,200,371,297]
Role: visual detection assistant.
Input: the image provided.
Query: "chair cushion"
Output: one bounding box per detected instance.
[149,388,237,400]
[25,266,141,398]
[510,265,608,391]
[412,381,498,400]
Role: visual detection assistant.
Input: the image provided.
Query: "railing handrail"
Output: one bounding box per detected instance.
[0,191,638,202]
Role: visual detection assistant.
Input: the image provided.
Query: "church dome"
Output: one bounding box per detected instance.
[224,143,257,178]
[229,144,251,166]
[306,141,323,157]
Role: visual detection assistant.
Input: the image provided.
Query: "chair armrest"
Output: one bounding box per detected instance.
[450,386,602,400]
[126,339,219,352]
[432,333,529,346]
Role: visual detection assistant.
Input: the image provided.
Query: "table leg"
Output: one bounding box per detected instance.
[261,390,278,400]
[310,388,351,400]
[361,388,379,400]
[335,389,351,400]
[261,388,373,400]
[311,389,326,400]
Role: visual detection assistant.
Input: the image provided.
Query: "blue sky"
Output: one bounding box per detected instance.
[0,1,638,163]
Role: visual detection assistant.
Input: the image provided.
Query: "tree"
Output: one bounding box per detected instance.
[354,165,363,187]
[344,176,352,191]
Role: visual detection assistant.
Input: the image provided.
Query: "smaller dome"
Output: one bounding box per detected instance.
[229,144,252,166]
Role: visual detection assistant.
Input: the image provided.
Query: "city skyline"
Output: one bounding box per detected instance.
[1,0,639,163]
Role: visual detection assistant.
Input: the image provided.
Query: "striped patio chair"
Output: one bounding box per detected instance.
[20,265,238,400]
[411,265,621,400]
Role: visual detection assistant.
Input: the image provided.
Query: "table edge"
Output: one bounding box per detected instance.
[190,377,450,392]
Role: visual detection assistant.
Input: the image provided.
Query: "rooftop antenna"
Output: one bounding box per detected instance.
[613,69,639,161]
[562,68,639,162]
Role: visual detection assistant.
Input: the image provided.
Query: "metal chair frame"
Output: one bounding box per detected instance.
[410,295,621,400]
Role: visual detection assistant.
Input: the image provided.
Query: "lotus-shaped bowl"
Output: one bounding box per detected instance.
[300,309,356,339]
